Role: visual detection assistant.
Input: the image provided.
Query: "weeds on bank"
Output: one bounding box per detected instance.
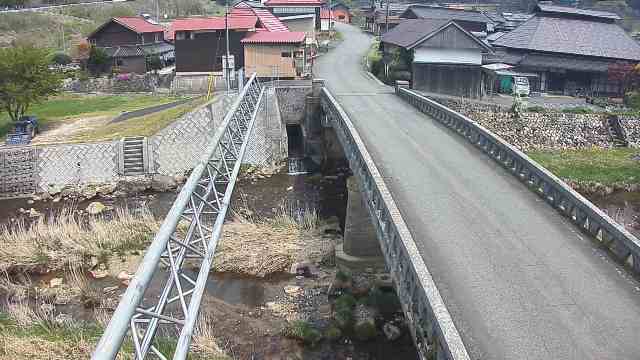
[0,304,230,360]
[272,202,320,231]
[0,208,159,274]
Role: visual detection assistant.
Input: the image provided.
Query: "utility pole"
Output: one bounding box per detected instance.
[155,0,159,23]
[385,0,390,34]
[225,0,231,91]
[60,24,65,52]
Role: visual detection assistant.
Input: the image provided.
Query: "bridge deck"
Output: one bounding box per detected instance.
[316,23,640,360]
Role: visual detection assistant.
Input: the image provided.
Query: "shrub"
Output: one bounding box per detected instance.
[325,325,342,341]
[354,321,377,341]
[282,320,322,347]
[366,287,401,316]
[561,107,593,114]
[526,105,546,113]
[51,52,72,65]
[335,269,351,283]
[334,294,357,329]
[625,91,640,109]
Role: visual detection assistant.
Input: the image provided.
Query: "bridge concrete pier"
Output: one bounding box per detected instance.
[303,79,325,166]
[336,176,385,270]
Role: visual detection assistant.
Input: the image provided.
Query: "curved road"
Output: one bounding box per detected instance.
[316,23,640,359]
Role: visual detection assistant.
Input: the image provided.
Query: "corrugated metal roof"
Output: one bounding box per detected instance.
[536,4,621,20]
[401,5,493,24]
[232,3,289,31]
[241,31,306,43]
[493,15,640,61]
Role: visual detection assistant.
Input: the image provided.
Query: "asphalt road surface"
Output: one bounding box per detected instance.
[315,23,640,360]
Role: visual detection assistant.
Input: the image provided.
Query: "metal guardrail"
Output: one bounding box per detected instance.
[320,87,471,360]
[397,86,640,276]
[93,74,263,359]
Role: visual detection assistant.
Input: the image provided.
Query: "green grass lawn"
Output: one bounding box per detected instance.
[68,97,206,142]
[0,94,189,139]
[528,148,640,185]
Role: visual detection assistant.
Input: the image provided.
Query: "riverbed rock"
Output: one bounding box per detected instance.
[89,269,109,279]
[289,262,316,278]
[383,322,402,341]
[27,208,41,218]
[151,174,178,192]
[86,201,107,215]
[116,177,151,194]
[284,285,302,296]
[46,184,64,196]
[354,304,377,341]
[52,196,61,203]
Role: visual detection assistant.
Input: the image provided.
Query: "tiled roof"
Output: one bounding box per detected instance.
[241,31,306,43]
[492,15,640,61]
[320,9,334,20]
[401,5,493,23]
[233,3,289,31]
[114,17,165,34]
[518,53,611,72]
[536,4,621,20]
[382,18,492,51]
[102,42,174,58]
[380,18,450,48]
[265,0,322,5]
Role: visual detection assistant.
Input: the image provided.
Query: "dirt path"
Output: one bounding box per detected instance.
[31,115,112,145]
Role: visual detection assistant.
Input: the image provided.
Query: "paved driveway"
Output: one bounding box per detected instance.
[315,23,640,360]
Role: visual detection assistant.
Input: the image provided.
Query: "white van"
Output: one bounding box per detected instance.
[513,76,530,96]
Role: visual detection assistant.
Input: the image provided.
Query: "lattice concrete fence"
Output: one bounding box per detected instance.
[0,89,292,198]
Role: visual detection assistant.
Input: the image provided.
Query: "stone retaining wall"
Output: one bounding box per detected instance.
[426,95,640,151]
[62,73,171,93]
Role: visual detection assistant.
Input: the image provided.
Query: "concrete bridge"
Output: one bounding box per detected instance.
[94,24,640,360]
[313,23,640,360]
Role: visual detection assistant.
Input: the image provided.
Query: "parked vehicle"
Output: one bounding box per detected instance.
[513,76,530,97]
[5,116,38,145]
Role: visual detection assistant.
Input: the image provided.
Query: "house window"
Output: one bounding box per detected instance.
[89,39,96,46]
[176,31,186,40]
[116,58,123,66]
[155,33,160,42]
[281,52,291,58]
[189,32,195,40]
[338,15,345,19]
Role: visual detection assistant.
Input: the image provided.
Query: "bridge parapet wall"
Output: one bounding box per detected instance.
[320,87,471,360]
[396,87,640,277]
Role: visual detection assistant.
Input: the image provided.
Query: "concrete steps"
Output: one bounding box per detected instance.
[121,136,146,176]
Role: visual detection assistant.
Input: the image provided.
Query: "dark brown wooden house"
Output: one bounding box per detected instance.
[381,19,492,98]
[87,17,174,74]
[171,16,257,74]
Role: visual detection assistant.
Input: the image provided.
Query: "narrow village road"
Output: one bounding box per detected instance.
[315,23,640,360]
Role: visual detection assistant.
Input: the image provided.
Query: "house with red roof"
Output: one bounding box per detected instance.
[172,15,257,74]
[265,0,323,30]
[320,8,335,31]
[242,31,307,78]
[87,16,174,74]
[171,2,309,79]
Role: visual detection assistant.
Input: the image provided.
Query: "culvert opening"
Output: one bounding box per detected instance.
[286,124,307,175]
[286,124,304,157]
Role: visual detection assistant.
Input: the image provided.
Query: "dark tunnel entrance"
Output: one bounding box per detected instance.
[286,124,304,158]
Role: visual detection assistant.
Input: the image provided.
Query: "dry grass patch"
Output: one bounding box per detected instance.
[0,208,159,274]
[215,207,333,277]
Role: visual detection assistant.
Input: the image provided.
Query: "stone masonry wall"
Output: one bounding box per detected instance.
[426,95,640,151]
